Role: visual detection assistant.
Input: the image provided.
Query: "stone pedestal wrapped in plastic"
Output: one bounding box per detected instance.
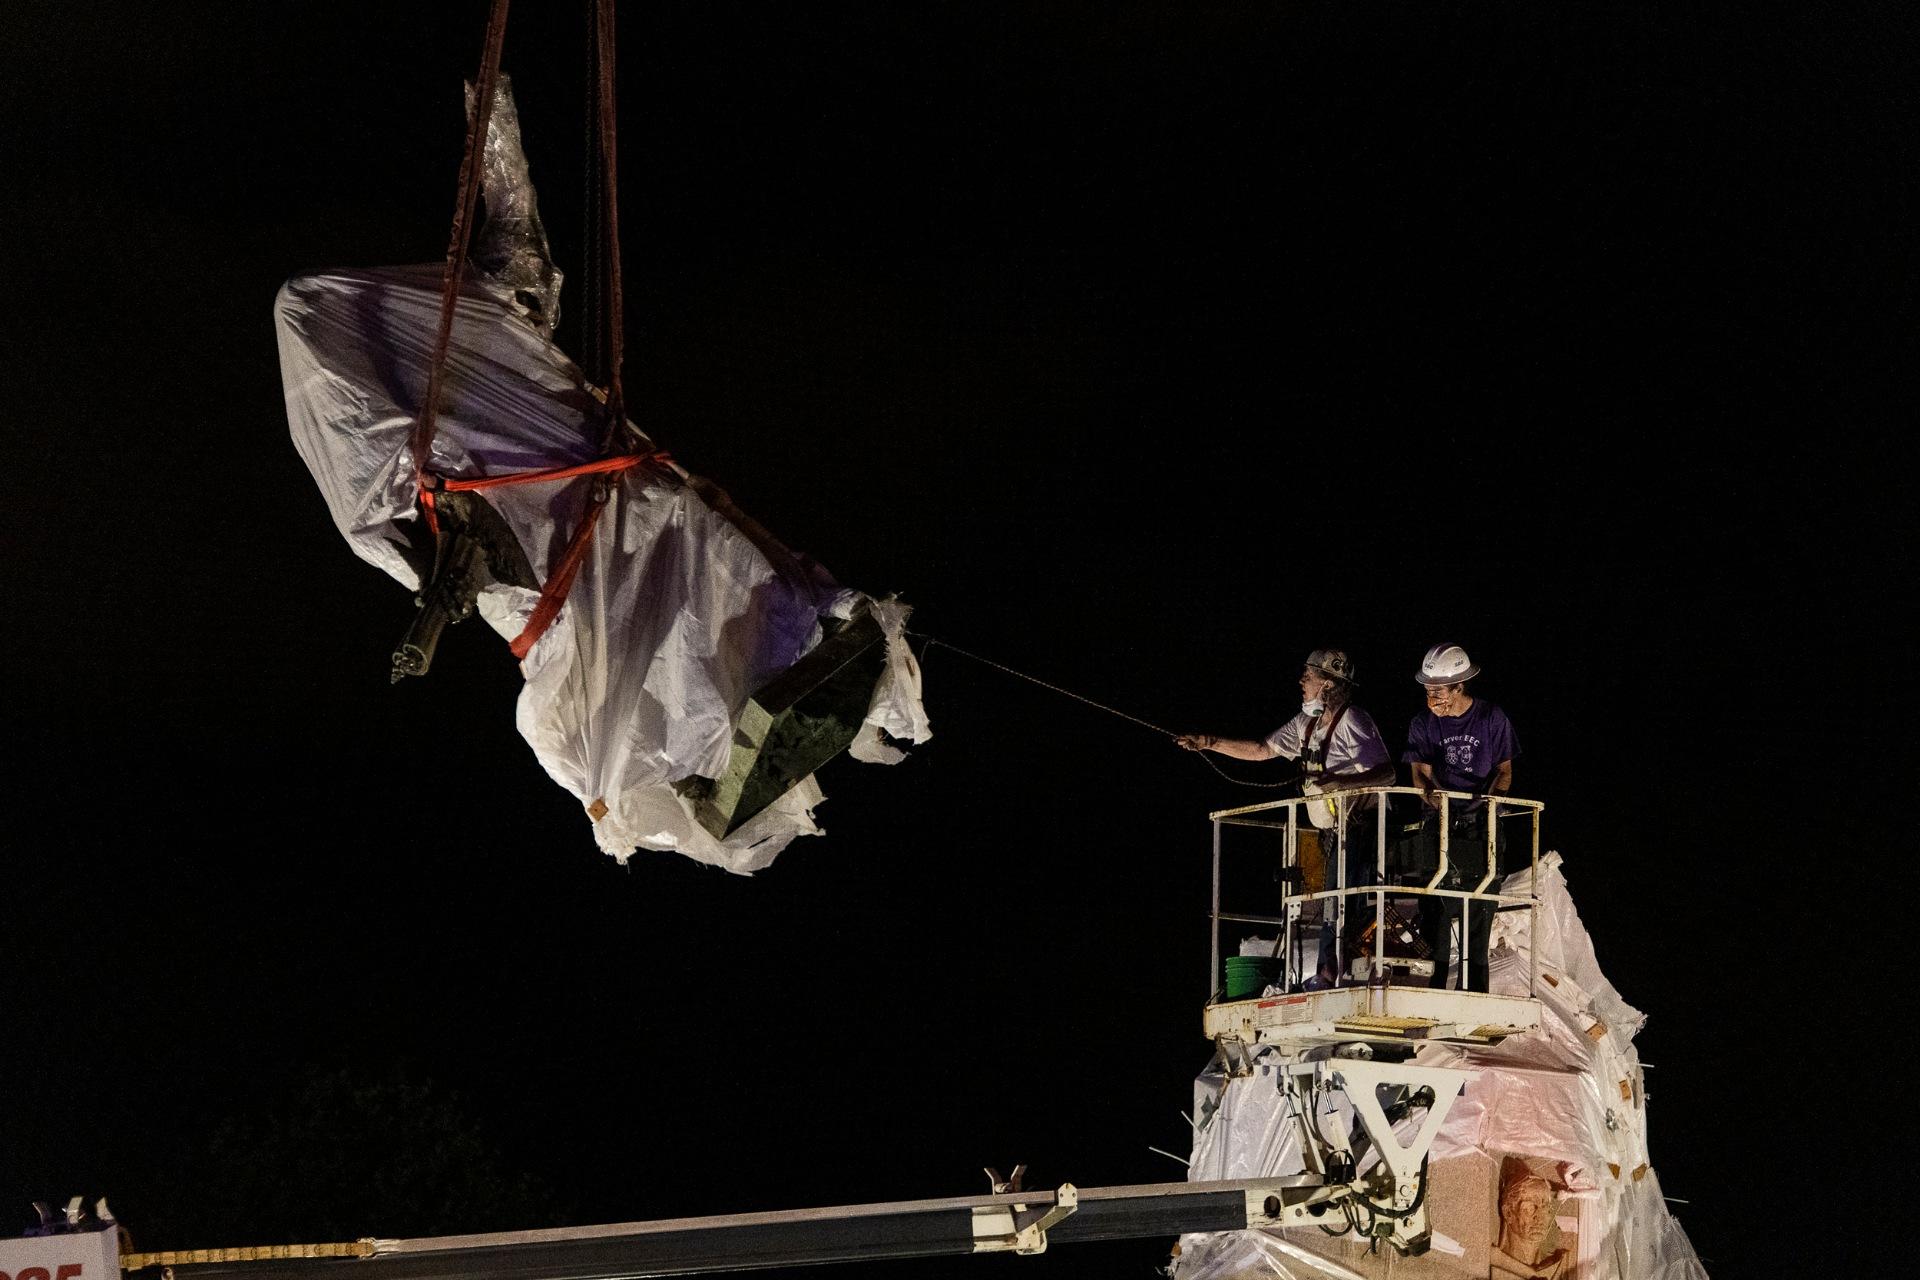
[1176,855,1707,1279]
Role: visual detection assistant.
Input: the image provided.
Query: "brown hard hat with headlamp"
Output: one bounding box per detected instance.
[1304,648,1356,683]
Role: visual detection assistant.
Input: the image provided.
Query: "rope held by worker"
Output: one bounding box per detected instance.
[909,633,1298,789]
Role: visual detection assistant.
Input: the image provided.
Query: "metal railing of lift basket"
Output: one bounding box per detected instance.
[1207,786,1544,1000]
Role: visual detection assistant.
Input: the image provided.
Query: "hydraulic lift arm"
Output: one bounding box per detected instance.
[120,1066,1464,1280]
[124,1176,1357,1280]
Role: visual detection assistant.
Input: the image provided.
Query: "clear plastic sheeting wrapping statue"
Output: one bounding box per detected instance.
[1176,856,1707,1280]
[274,79,929,872]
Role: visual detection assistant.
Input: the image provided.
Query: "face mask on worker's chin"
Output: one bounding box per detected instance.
[1301,698,1325,717]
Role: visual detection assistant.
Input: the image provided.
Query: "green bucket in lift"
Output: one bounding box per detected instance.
[1224,954,1280,1000]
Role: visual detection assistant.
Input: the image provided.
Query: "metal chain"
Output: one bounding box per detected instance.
[908,632,1300,790]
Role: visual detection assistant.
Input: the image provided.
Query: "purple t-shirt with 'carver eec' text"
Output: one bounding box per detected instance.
[1402,699,1519,794]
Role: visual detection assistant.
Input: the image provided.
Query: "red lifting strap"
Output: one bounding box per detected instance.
[509,496,603,659]
[444,451,665,492]
[421,451,673,661]
[411,0,639,664]
[412,0,514,489]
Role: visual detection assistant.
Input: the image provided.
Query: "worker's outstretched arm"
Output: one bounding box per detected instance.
[1174,734,1278,761]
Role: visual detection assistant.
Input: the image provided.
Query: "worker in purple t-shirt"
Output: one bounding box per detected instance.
[1403,644,1520,992]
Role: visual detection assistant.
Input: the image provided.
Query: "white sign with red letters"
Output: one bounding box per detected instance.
[0,1227,119,1280]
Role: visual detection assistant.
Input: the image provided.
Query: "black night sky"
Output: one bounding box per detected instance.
[3,4,1902,1278]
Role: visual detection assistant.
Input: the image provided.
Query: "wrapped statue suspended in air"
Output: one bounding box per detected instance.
[275,76,929,874]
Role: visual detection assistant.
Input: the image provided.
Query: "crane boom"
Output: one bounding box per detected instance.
[122,1176,1352,1280]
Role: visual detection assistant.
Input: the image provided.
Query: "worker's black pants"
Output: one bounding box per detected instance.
[1408,810,1506,992]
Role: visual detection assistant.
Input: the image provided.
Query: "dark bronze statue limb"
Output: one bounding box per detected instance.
[390,491,538,682]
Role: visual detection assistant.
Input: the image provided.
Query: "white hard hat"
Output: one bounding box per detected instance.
[1417,644,1480,686]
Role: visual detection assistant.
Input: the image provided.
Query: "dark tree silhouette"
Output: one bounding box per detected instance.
[148,1064,566,1248]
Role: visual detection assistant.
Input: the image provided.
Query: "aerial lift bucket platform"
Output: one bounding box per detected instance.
[1204,787,1547,1052]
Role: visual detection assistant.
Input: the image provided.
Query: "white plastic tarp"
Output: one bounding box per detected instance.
[275,262,928,872]
[1176,855,1708,1279]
